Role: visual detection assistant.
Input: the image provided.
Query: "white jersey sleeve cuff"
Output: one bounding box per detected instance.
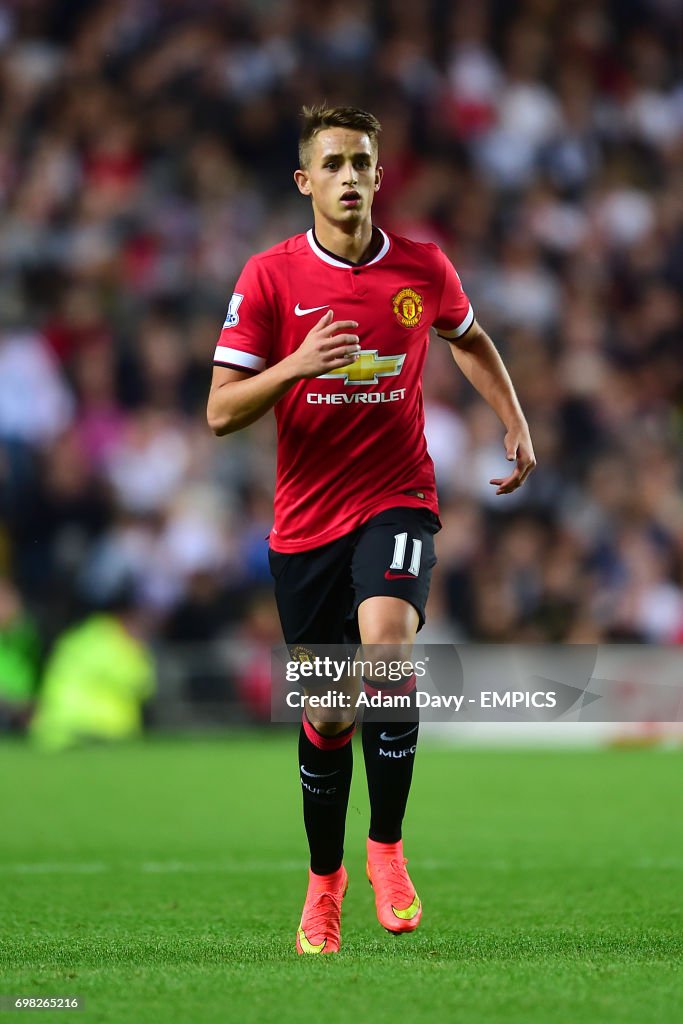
[213,345,266,371]
[436,304,475,340]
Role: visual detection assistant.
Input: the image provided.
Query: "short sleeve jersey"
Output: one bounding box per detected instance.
[214,228,474,553]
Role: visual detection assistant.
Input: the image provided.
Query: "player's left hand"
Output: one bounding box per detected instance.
[489,427,536,495]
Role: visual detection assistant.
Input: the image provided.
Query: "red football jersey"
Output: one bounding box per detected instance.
[213,228,474,553]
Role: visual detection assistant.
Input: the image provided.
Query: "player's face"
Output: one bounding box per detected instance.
[295,128,382,225]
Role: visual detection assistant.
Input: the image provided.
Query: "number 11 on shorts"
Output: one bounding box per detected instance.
[389,532,422,576]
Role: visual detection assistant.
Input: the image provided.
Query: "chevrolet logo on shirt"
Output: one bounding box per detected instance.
[318,350,406,385]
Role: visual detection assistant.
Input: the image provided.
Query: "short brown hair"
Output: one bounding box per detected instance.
[298,105,382,168]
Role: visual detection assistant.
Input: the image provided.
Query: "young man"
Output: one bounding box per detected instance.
[207,106,535,954]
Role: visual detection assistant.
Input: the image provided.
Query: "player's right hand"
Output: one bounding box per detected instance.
[287,309,360,379]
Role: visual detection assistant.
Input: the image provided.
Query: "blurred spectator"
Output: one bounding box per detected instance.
[29,595,155,752]
[232,591,284,721]
[0,577,41,731]
[0,331,74,446]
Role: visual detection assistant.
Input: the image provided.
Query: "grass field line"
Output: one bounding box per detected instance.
[2,857,682,875]
[0,858,453,875]
[0,860,306,875]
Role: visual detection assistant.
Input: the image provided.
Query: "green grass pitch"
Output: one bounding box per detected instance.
[0,735,681,1023]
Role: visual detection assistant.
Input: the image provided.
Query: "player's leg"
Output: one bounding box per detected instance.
[269,540,357,953]
[295,711,353,954]
[296,673,357,954]
[357,596,423,932]
[357,595,420,846]
[351,508,440,933]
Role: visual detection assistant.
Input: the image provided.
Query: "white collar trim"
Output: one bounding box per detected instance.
[306,228,391,269]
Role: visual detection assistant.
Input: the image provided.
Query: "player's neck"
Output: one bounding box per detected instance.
[312,218,375,265]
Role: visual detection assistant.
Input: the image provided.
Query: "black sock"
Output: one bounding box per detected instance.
[299,714,355,875]
[362,676,419,844]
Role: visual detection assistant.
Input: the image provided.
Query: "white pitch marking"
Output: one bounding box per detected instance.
[4,862,108,874]
[0,858,460,875]
[0,860,308,875]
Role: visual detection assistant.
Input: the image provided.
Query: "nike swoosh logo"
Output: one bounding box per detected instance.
[300,766,339,779]
[379,726,418,743]
[384,571,416,580]
[294,303,330,316]
[297,926,326,954]
[392,894,421,921]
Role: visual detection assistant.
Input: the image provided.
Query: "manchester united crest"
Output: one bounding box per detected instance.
[290,645,315,664]
[392,287,423,328]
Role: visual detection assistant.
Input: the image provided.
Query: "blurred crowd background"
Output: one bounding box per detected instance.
[0,0,681,741]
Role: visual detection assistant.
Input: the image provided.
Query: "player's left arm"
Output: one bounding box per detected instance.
[448,320,536,495]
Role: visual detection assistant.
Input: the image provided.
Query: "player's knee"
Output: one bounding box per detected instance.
[306,714,356,736]
[358,597,419,652]
[358,637,414,683]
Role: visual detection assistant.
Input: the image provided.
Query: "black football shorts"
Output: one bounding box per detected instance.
[268,506,441,645]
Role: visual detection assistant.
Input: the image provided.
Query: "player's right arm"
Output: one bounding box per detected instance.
[207,309,360,436]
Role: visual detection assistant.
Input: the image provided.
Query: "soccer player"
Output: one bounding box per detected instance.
[207,106,536,954]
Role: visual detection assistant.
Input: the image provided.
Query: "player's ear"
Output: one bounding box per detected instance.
[294,169,312,196]
[374,164,383,191]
